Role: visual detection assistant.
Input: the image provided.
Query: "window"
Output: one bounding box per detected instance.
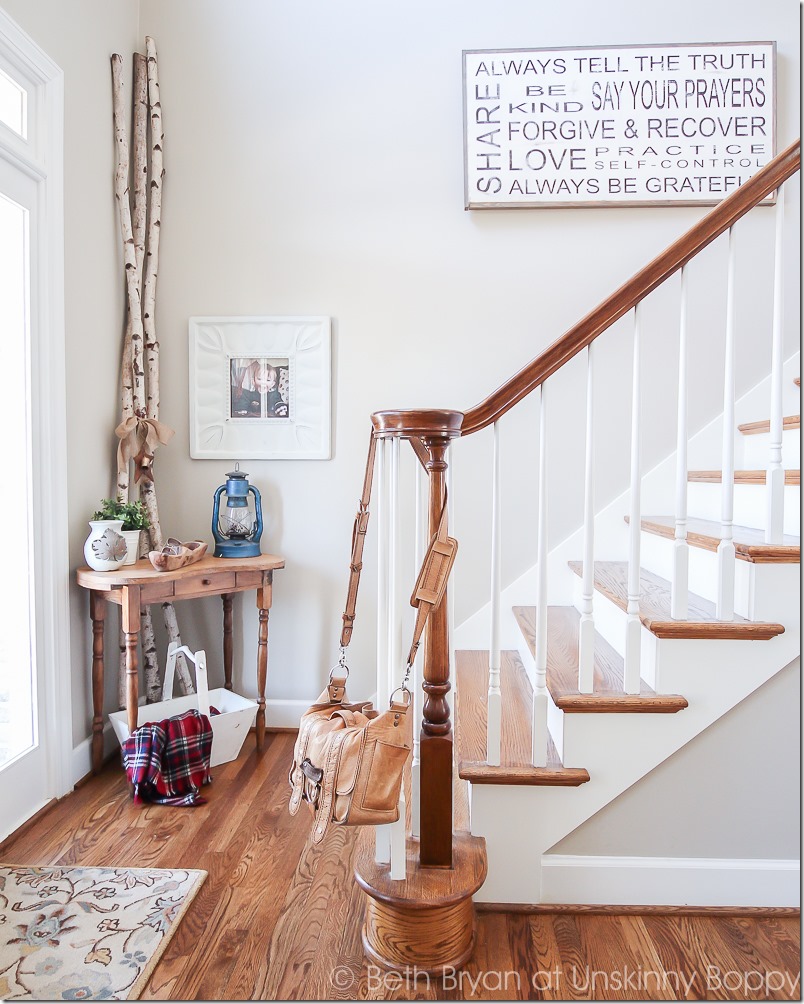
[0,5,68,841]
[0,184,34,766]
[0,63,26,136]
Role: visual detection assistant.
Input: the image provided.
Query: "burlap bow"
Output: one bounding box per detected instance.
[115,416,175,483]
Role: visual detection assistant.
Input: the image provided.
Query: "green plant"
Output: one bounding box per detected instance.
[118,500,150,532]
[92,498,122,522]
[92,498,150,531]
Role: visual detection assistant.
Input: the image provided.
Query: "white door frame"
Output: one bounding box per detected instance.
[0,6,71,824]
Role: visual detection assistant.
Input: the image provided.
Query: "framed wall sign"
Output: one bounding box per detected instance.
[189,316,331,460]
[463,42,776,209]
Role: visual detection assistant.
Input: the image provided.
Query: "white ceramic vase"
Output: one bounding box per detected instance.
[120,529,142,566]
[84,520,127,571]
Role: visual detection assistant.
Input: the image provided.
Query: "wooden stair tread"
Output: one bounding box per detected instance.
[455,650,589,786]
[628,515,800,564]
[513,605,688,713]
[688,469,800,485]
[738,415,800,435]
[568,560,785,640]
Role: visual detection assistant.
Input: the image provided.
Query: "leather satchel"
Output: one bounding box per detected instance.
[288,431,457,844]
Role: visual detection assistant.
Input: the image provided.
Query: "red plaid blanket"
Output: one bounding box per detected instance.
[122,709,213,806]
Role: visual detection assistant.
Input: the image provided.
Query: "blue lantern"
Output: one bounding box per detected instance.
[212,464,263,558]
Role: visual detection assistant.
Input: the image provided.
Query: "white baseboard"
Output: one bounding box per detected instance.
[541,854,801,908]
[265,698,309,729]
[71,723,117,786]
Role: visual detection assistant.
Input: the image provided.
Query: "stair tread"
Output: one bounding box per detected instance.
[568,560,785,639]
[629,515,800,563]
[513,605,688,713]
[688,469,800,485]
[455,650,589,786]
[738,415,800,435]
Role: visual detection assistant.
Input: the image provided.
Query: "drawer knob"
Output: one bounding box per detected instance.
[202,578,211,585]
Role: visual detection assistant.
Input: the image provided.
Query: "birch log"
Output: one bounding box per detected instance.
[112,53,162,705]
[139,530,162,703]
[140,37,194,697]
[111,56,146,421]
[143,36,163,421]
[132,53,148,289]
[115,55,145,503]
[117,53,149,707]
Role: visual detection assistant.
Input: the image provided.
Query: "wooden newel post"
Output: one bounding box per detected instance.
[356,409,486,977]
[420,435,454,868]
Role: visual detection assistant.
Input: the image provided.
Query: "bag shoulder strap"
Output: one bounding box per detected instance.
[338,430,458,692]
[340,430,377,648]
[405,498,457,670]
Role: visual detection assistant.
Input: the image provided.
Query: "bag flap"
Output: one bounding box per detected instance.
[335,729,365,795]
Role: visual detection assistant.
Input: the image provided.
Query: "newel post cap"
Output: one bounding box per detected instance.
[371,409,463,439]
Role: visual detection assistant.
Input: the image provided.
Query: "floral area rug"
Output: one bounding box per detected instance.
[0,865,206,1000]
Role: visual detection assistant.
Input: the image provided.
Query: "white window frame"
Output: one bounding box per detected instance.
[0,8,71,803]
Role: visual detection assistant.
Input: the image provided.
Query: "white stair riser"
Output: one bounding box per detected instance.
[639,531,800,622]
[687,481,800,534]
[740,427,800,468]
[571,574,657,689]
[746,563,801,625]
[516,637,565,762]
[639,531,754,617]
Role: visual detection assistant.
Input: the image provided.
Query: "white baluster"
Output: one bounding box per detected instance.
[387,437,406,879]
[717,227,737,620]
[624,305,642,695]
[447,451,456,716]
[766,183,785,544]
[532,385,549,767]
[487,422,502,764]
[671,265,690,620]
[388,437,401,701]
[374,437,391,865]
[410,459,425,839]
[447,450,456,834]
[578,345,595,693]
[389,792,407,879]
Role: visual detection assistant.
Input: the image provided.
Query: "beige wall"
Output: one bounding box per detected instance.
[1,0,139,744]
[134,0,800,712]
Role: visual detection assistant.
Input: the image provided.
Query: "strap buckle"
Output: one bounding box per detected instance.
[389,685,412,707]
[328,645,350,682]
[300,758,324,806]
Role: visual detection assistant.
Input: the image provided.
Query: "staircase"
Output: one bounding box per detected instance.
[360,143,800,970]
[454,367,800,906]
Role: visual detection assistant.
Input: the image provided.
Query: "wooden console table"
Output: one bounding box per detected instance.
[76,553,285,773]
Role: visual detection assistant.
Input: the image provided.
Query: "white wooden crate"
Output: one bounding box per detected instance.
[109,643,257,767]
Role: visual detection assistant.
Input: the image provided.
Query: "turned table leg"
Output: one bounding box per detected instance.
[121,586,142,739]
[222,593,234,691]
[255,575,273,751]
[90,592,106,774]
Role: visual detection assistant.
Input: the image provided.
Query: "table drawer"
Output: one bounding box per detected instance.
[140,581,175,604]
[175,571,236,597]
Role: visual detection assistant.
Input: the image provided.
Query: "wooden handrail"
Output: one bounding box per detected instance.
[371,141,800,441]
[461,140,800,436]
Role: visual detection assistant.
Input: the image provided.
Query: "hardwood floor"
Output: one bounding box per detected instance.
[2,735,799,1000]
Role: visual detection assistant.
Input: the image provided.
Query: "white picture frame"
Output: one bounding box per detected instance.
[189,315,331,460]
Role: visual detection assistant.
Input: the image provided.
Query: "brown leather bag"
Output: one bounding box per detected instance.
[288,431,457,843]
